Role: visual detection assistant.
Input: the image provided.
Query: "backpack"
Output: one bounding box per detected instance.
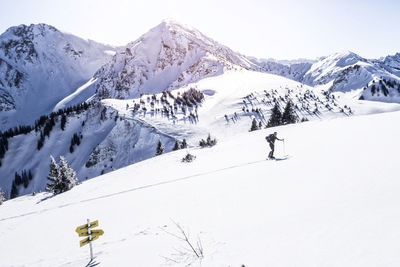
[265,135,272,143]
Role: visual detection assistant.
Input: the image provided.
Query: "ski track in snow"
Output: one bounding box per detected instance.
[0,158,270,222]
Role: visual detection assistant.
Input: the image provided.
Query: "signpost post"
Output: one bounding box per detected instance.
[75,219,104,261]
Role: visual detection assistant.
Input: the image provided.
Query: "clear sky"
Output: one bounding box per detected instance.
[1,0,399,60]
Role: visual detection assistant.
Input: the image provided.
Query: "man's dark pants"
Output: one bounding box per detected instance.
[268,142,275,158]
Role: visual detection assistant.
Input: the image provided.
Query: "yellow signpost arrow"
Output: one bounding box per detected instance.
[90,229,104,236]
[79,237,91,247]
[77,229,104,237]
[75,220,98,235]
[75,219,104,260]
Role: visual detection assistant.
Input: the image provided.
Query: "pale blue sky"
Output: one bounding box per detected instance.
[1,0,399,60]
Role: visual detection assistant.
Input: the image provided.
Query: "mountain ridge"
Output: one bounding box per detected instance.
[0,23,116,129]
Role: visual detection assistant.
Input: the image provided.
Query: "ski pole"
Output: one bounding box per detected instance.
[283,140,286,156]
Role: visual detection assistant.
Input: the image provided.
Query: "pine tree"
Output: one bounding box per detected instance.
[181,139,187,149]
[200,134,217,147]
[10,181,18,199]
[58,156,77,192]
[371,84,376,95]
[14,172,22,185]
[156,140,164,156]
[172,141,180,151]
[46,156,77,195]
[181,153,196,163]
[46,156,61,194]
[61,114,67,130]
[250,118,259,131]
[0,187,6,204]
[206,134,216,146]
[22,170,29,188]
[37,131,45,150]
[282,101,297,125]
[267,103,282,128]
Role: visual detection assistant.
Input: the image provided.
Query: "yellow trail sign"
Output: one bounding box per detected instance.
[90,229,104,236]
[75,220,98,235]
[80,237,91,247]
[76,219,104,262]
[77,229,104,237]
[79,230,104,247]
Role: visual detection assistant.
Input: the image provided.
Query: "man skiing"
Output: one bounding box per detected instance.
[266,132,284,159]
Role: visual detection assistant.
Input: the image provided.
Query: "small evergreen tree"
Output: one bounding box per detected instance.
[0,187,6,204]
[46,156,61,194]
[10,180,18,199]
[156,140,164,156]
[301,117,309,122]
[250,118,259,131]
[172,141,180,151]
[371,85,376,95]
[200,134,217,147]
[182,153,196,163]
[22,170,29,188]
[46,156,77,195]
[61,114,67,130]
[267,103,282,128]
[206,134,216,146]
[282,101,297,125]
[37,131,45,150]
[69,133,81,153]
[58,156,77,191]
[181,139,187,149]
[14,172,22,185]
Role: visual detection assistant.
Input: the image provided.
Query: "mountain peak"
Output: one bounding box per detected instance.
[328,50,361,60]
[160,18,183,27]
[3,23,58,39]
[145,18,204,43]
[90,20,258,99]
[319,50,365,68]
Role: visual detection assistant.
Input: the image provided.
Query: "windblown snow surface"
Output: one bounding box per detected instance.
[1,107,400,266]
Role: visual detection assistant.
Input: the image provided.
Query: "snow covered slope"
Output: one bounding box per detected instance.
[0,23,115,129]
[0,102,177,198]
[1,109,400,266]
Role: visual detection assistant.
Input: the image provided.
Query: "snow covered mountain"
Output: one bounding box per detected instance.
[249,57,313,81]
[258,51,400,102]
[0,23,115,129]
[60,19,259,104]
[251,51,400,102]
[380,52,400,77]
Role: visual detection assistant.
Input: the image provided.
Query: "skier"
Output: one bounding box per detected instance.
[266,132,284,159]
